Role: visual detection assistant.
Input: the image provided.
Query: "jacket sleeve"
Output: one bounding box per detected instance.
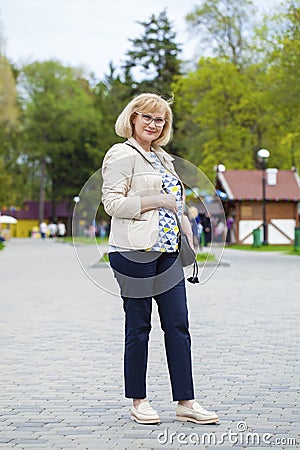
[101,144,142,219]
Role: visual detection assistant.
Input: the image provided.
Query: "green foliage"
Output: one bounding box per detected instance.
[172,58,267,177]
[172,0,300,175]
[260,2,300,169]
[123,9,182,97]
[18,61,104,215]
[0,56,21,208]
[0,158,13,206]
[0,56,18,127]
[93,63,133,155]
[186,0,257,68]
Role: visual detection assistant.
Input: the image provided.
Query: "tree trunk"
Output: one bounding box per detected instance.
[39,157,46,222]
[51,177,57,222]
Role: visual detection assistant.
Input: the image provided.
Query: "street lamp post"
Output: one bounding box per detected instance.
[214,163,226,189]
[257,149,270,245]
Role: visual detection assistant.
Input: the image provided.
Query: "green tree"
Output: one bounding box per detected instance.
[0,159,13,207]
[18,60,103,220]
[0,53,20,208]
[93,62,133,154]
[172,0,300,175]
[259,1,300,168]
[172,58,272,178]
[123,9,182,97]
[0,57,18,127]
[186,0,257,68]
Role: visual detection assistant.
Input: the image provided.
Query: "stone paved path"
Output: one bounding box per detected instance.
[0,239,299,449]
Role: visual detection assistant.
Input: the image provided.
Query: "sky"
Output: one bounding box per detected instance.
[1,0,279,80]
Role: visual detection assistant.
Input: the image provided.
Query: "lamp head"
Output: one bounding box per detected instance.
[257,148,270,160]
[217,164,226,172]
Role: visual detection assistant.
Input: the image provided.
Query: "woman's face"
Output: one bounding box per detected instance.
[132,108,165,149]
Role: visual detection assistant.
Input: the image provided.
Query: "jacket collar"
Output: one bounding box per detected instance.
[127,137,175,164]
[126,138,185,201]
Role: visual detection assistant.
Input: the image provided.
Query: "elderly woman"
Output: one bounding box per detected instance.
[101,93,219,425]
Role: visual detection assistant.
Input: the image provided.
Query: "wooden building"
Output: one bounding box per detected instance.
[216,169,300,244]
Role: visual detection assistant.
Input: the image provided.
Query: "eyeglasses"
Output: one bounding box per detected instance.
[135,111,166,128]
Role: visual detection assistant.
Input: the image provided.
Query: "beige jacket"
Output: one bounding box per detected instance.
[101,137,184,249]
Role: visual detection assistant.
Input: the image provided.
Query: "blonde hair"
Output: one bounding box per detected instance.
[188,206,199,220]
[115,93,173,147]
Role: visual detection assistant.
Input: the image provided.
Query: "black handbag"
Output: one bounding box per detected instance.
[174,213,199,284]
[174,213,195,267]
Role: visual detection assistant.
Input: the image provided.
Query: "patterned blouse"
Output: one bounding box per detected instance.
[148,152,182,252]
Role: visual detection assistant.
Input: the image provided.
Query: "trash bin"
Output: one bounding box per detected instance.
[294,227,300,251]
[252,228,261,248]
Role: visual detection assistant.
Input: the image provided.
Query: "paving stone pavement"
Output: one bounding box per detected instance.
[0,238,299,449]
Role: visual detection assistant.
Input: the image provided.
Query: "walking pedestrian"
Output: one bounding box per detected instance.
[201,213,212,246]
[57,221,66,238]
[101,93,219,425]
[226,215,235,243]
[48,221,57,238]
[39,221,47,239]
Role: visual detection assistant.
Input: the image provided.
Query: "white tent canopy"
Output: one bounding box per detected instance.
[0,215,18,224]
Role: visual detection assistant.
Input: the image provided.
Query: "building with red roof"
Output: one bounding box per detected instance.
[217,169,300,244]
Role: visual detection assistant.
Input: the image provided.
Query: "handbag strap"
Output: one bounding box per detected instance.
[125,141,164,171]
[125,141,199,283]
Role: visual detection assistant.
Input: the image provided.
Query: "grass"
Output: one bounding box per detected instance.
[0,241,5,251]
[228,244,300,255]
[64,236,300,256]
[197,252,216,261]
[64,236,109,245]
[67,236,217,262]
[287,248,300,256]
[99,251,216,263]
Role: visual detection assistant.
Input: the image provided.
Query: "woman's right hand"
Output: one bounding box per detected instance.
[140,193,178,214]
[159,193,178,213]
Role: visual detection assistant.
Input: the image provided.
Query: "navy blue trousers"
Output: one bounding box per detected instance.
[109,251,195,401]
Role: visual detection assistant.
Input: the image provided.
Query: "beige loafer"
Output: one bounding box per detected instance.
[130,401,160,425]
[176,401,220,424]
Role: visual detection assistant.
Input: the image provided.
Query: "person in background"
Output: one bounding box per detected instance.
[187,206,200,249]
[57,221,66,238]
[226,215,235,243]
[101,92,219,426]
[201,213,212,246]
[215,220,225,243]
[39,221,47,239]
[48,221,57,238]
[98,219,108,238]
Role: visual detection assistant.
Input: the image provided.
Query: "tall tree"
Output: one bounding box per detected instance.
[18,60,103,220]
[0,159,13,207]
[186,0,257,68]
[260,1,300,168]
[0,57,18,127]
[0,51,20,208]
[123,9,182,97]
[172,57,272,178]
[93,62,133,155]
